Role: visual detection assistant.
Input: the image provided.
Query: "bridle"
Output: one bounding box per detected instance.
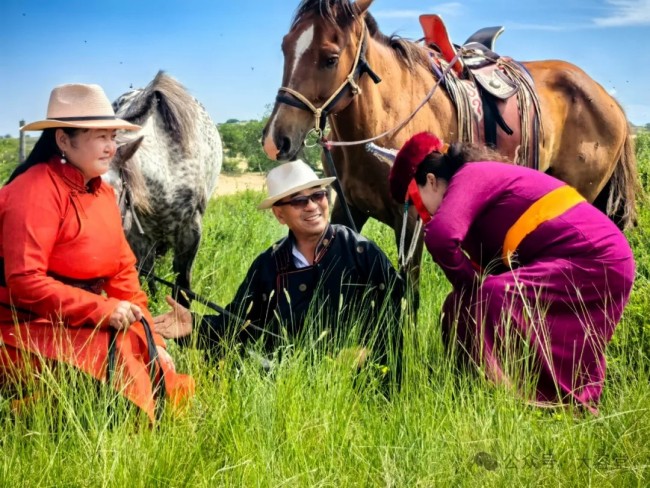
[117,167,145,235]
[275,21,382,142]
[274,21,381,232]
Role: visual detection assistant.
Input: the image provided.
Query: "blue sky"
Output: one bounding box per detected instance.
[1,0,649,137]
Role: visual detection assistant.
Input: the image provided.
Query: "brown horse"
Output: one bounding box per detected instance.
[262,0,638,281]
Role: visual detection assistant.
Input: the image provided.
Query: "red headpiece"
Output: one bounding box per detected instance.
[388,132,446,203]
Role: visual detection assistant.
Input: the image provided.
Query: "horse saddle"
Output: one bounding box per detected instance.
[419,14,541,169]
[419,15,505,73]
[419,14,516,94]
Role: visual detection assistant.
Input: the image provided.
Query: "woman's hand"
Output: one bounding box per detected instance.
[153,296,193,339]
[109,301,142,330]
[156,345,176,373]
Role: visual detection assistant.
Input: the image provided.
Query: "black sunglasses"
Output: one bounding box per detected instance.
[274,189,329,209]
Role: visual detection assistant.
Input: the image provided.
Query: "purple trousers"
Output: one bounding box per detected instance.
[441,252,635,411]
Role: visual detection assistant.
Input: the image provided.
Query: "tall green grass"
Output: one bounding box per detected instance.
[1,142,649,485]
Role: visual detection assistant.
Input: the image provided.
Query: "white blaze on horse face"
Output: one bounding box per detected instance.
[289,23,314,82]
[262,23,315,160]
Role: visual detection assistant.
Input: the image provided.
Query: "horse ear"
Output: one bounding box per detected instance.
[354,0,374,16]
[114,136,144,167]
[366,142,398,165]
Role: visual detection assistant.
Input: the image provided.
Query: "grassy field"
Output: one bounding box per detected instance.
[0,137,649,486]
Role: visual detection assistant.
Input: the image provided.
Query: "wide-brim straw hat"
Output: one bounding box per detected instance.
[258,160,336,209]
[389,131,446,203]
[20,83,140,131]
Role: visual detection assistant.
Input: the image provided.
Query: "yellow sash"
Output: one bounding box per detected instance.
[503,186,585,266]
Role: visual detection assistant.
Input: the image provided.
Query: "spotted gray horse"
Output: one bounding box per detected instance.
[104,71,222,306]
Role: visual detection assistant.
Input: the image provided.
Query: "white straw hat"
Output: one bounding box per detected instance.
[20,83,140,131]
[258,160,336,209]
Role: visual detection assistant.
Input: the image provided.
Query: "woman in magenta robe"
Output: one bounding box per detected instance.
[389,132,635,411]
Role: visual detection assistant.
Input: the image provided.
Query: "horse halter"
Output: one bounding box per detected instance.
[275,21,382,140]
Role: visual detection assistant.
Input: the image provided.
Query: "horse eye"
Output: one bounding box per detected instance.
[324,56,339,69]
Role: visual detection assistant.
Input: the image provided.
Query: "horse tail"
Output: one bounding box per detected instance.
[597,122,640,230]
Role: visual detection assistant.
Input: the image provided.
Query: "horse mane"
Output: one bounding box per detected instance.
[121,158,152,215]
[118,71,198,157]
[292,0,429,72]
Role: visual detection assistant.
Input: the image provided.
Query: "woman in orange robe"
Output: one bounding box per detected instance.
[0,83,193,422]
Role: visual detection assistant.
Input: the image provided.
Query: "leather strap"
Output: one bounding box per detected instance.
[140,317,166,420]
[503,186,585,266]
[105,318,166,421]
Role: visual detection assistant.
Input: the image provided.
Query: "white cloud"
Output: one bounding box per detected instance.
[509,0,650,31]
[373,3,463,20]
[593,0,650,27]
[608,87,618,96]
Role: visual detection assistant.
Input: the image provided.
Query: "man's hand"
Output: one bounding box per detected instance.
[109,301,142,330]
[153,296,193,339]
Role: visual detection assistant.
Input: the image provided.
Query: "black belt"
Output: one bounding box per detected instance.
[0,257,106,318]
[0,257,106,295]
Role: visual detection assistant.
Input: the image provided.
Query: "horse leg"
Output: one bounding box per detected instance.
[172,213,202,308]
[330,197,370,232]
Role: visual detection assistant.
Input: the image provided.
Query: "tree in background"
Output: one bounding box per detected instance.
[219,114,323,174]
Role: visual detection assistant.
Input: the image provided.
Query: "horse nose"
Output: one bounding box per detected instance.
[276,136,293,161]
[262,124,297,161]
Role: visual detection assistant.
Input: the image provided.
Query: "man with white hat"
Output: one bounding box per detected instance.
[154,160,404,365]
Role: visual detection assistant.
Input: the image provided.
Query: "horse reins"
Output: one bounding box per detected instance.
[323,51,461,148]
[150,274,285,341]
[106,316,167,421]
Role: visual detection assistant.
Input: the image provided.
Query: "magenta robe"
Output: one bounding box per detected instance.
[423,162,635,410]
